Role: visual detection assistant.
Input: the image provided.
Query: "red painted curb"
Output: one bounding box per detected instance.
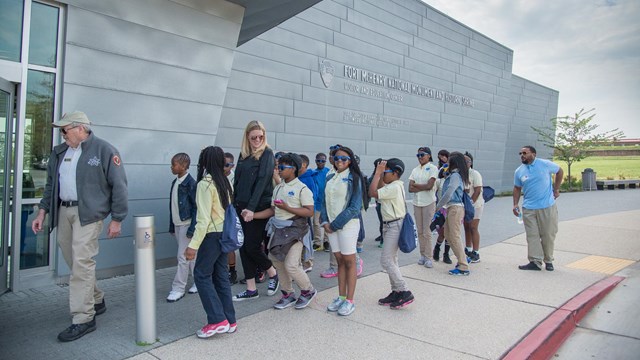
[501,276,625,360]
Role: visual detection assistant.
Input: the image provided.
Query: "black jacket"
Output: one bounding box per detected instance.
[233,147,275,212]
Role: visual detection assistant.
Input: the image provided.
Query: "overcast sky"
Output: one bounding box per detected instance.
[424,0,640,138]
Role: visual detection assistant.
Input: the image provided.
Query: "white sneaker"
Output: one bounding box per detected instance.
[188,284,198,294]
[166,291,185,302]
[418,256,427,265]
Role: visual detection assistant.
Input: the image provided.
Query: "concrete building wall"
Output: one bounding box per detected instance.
[57,0,244,274]
[216,0,558,195]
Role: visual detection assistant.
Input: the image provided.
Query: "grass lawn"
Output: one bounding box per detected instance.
[555,156,640,180]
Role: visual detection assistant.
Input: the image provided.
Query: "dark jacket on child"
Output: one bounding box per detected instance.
[169,174,197,237]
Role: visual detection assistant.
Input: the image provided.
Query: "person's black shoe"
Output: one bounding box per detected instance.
[443,253,452,264]
[229,270,238,284]
[545,263,554,271]
[469,251,480,263]
[57,319,96,342]
[323,241,331,252]
[518,262,542,271]
[464,248,471,257]
[374,235,382,242]
[390,291,415,309]
[94,299,106,316]
[433,244,441,262]
[378,291,400,306]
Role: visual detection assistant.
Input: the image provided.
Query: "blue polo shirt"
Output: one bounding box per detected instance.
[514,158,560,210]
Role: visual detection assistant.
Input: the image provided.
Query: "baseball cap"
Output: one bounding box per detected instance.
[385,158,405,176]
[417,146,432,155]
[52,111,91,127]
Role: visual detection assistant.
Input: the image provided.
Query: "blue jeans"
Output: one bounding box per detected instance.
[194,232,236,325]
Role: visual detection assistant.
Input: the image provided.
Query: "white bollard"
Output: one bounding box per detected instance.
[134,215,156,345]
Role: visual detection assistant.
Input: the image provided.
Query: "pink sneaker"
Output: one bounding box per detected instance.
[320,267,338,278]
[228,322,237,333]
[196,320,230,338]
[356,257,363,277]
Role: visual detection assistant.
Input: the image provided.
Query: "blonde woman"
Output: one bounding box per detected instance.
[232,121,279,301]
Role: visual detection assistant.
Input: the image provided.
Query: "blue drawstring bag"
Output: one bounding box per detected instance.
[462,191,475,223]
[398,213,418,253]
[482,186,495,203]
[220,204,245,253]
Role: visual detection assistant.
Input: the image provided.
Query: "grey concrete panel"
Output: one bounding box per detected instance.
[516,109,545,121]
[433,134,478,150]
[479,139,506,152]
[171,0,245,20]
[524,80,556,95]
[482,129,508,142]
[493,93,513,107]
[302,84,384,114]
[64,45,229,105]
[372,127,432,145]
[365,140,418,157]
[416,27,467,55]
[421,17,470,46]
[232,52,311,84]
[396,92,448,115]
[63,84,222,134]
[458,65,500,86]
[453,76,496,99]
[126,165,176,201]
[238,38,320,71]
[425,7,472,37]
[488,113,511,124]
[278,16,335,43]
[67,7,235,77]
[313,0,348,18]
[227,70,303,100]
[354,0,419,33]
[413,36,463,64]
[220,108,286,132]
[224,88,295,115]
[441,113,485,130]
[405,47,460,76]
[334,33,404,65]
[517,101,550,114]
[472,31,512,55]
[437,123,482,140]
[499,76,512,89]
[93,125,216,165]
[390,0,427,14]
[330,0,354,8]
[521,87,557,101]
[214,127,245,150]
[297,7,341,31]
[444,102,488,121]
[476,149,505,161]
[469,38,511,61]
[346,8,413,44]
[340,20,409,56]
[383,102,441,124]
[285,116,373,140]
[66,0,242,49]
[496,86,512,98]
[327,45,400,77]
[491,103,516,117]
[278,132,366,154]
[462,56,504,78]
[466,47,506,70]
[367,0,423,24]
[403,56,456,84]
[258,27,327,57]
[294,101,345,123]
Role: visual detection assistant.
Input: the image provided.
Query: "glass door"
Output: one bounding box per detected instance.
[0,77,14,294]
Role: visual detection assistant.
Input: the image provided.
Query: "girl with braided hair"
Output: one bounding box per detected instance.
[185,146,237,338]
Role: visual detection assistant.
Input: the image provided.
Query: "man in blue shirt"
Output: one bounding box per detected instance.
[512,145,564,271]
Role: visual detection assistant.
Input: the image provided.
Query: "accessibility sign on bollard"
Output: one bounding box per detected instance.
[134,214,157,345]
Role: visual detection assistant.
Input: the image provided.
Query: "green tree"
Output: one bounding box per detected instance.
[532,108,624,191]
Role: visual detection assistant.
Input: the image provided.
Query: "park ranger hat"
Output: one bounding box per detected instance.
[52,111,91,127]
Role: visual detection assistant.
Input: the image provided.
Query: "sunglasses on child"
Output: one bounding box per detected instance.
[329,145,341,151]
[383,169,394,173]
[315,159,326,163]
[333,155,350,162]
[416,153,429,158]
[225,163,234,167]
[278,165,294,171]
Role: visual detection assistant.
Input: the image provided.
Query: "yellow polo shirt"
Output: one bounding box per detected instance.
[272,177,313,220]
[409,162,438,206]
[378,180,406,221]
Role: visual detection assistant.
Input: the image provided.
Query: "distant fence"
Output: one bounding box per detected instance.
[585,150,640,156]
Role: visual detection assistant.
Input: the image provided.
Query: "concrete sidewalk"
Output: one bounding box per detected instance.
[0,191,638,360]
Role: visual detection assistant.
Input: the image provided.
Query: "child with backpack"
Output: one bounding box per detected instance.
[185,146,236,338]
[369,158,415,309]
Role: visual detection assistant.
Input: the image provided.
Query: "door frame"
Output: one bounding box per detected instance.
[0,76,15,294]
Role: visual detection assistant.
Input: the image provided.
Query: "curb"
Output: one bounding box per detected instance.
[501,275,625,360]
